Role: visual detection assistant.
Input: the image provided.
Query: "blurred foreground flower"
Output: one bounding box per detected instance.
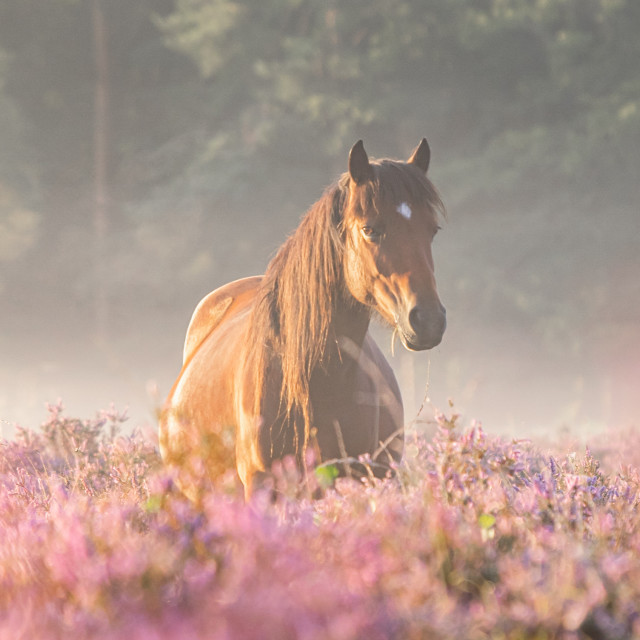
[0,404,639,639]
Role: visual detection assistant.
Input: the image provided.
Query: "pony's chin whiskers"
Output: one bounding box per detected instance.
[390,325,399,357]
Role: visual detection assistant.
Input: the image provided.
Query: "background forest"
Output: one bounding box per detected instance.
[0,0,638,435]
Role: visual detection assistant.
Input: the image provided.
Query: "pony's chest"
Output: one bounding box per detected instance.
[309,363,380,446]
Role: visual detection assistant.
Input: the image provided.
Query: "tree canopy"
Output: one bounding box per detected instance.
[0,0,638,373]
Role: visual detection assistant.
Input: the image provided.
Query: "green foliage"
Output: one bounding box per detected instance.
[2,0,638,217]
[315,463,339,489]
[148,0,640,215]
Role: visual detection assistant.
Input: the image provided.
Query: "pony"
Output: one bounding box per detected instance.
[159,138,446,500]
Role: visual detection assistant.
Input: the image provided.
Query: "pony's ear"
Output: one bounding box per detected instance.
[408,138,430,174]
[348,140,374,185]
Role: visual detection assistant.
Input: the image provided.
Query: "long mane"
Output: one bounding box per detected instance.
[247,177,350,455]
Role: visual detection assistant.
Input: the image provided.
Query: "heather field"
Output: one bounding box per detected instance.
[1,405,639,640]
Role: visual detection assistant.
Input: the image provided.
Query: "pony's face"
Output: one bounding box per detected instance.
[343,139,446,351]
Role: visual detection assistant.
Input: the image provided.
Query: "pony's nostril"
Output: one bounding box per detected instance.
[408,306,424,334]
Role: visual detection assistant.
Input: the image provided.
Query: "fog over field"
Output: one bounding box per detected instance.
[1,1,638,439]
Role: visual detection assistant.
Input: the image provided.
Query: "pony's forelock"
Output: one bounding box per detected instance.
[347,159,445,223]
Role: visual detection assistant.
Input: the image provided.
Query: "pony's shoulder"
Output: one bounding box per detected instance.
[183,276,262,363]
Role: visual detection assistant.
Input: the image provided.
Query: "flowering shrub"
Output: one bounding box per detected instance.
[1,403,639,639]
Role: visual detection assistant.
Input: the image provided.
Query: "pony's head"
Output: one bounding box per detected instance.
[342,139,446,350]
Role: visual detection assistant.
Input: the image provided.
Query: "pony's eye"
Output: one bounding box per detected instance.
[361,226,381,242]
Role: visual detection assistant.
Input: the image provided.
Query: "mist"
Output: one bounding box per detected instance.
[1,1,638,440]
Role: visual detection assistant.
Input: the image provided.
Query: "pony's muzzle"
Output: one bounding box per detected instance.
[403,302,446,351]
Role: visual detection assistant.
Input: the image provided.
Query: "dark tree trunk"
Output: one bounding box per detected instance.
[92,0,109,344]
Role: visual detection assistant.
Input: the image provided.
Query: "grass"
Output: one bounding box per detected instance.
[0,402,639,639]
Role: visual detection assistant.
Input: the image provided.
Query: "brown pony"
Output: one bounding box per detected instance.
[159,139,446,500]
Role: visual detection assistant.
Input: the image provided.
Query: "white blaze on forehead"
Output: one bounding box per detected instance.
[397,202,412,220]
